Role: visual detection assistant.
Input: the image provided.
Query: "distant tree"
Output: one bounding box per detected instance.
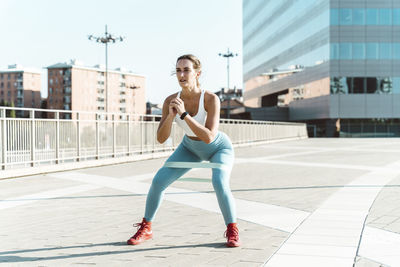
[9,102,16,118]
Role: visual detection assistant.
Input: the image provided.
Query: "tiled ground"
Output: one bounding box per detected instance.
[1,138,399,266]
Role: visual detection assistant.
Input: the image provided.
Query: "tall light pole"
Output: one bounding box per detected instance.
[219,48,238,90]
[219,48,238,119]
[88,25,124,115]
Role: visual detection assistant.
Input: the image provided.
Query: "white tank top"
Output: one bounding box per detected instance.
[174,89,207,137]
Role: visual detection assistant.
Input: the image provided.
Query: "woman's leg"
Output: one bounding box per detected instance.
[144,143,201,221]
[210,148,236,225]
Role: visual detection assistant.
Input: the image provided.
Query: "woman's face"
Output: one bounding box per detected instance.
[176,59,199,89]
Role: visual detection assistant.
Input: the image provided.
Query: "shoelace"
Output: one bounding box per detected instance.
[132,222,147,238]
[224,227,239,241]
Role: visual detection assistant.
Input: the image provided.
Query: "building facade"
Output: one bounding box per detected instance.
[46,60,146,119]
[243,0,400,137]
[0,64,42,111]
[215,88,244,119]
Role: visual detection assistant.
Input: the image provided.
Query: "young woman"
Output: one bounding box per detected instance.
[127,54,240,247]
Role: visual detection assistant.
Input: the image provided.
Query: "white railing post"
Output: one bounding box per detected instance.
[30,110,35,167]
[55,111,60,164]
[76,112,81,162]
[1,109,6,170]
[152,116,155,152]
[140,115,144,154]
[96,113,100,160]
[112,114,116,158]
[127,114,130,156]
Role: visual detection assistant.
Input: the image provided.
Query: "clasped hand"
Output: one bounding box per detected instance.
[169,97,186,116]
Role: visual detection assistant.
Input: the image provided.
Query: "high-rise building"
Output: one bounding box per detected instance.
[46,60,146,119]
[0,64,41,109]
[243,0,400,137]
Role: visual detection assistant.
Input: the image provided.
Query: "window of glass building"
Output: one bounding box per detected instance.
[330,43,339,59]
[339,43,352,59]
[366,9,378,25]
[366,78,377,93]
[394,9,400,25]
[340,9,352,25]
[330,9,339,25]
[352,43,365,59]
[340,77,350,94]
[378,77,392,93]
[379,43,391,59]
[352,9,365,25]
[393,77,400,94]
[351,77,364,93]
[393,43,400,59]
[366,43,378,59]
[330,77,342,94]
[379,9,391,25]
[330,77,349,94]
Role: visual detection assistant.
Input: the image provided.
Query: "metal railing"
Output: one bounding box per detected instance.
[0,107,307,170]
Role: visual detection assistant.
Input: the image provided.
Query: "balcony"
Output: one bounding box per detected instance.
[64,87,71,94]
[63,96,71,104]
[97,101,105,107]
[17,90,24,98]
[16,99,24,107]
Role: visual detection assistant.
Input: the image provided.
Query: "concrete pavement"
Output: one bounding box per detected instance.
[1,138,400,266]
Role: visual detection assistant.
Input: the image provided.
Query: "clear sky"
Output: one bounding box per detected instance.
[0,0,243,105]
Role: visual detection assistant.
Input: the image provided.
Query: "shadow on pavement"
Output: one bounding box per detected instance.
[2,184,399,202]
[0,241,227,262]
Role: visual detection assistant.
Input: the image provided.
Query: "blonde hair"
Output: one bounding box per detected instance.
[176,54,202,87]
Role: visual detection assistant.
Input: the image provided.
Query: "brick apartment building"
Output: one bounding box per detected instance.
[46,60,146,119]
[0,64,42,109]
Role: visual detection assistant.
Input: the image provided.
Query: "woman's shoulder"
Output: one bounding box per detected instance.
[203,90,220,110]
[164,92,179,103]
[203,90,219,102]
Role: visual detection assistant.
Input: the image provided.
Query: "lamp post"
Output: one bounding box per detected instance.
[218,48,238,90]
[218,48,238,119]
[88,25,124,115]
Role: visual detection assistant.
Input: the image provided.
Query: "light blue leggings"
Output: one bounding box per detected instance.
[144,131,236,225]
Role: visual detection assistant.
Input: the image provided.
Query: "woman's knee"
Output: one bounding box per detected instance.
[212,172,230,191]
[150,172,169,192]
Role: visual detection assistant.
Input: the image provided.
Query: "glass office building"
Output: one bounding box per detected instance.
[243,0,400,137]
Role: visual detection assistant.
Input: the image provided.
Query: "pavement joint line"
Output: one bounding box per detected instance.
[0,184,101,210]
[255,141,400,159]
[260,145,400,153]
[358,224,400,266]
[235,158,400,173]
[263,159,400,267]
[48,171,309,233]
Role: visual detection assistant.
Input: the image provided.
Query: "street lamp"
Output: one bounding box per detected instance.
[219,48,238,119]
[218,48,238,90]
[88,25,125,115]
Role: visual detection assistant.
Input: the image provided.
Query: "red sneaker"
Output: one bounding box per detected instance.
[127,218,153,245]
[225,223,241,247]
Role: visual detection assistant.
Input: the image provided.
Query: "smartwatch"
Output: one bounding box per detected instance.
[180,111,188,120]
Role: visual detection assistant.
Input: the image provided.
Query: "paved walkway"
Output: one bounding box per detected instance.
[1,138,400,267]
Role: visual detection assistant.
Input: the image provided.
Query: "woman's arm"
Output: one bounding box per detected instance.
[157,94,177,144]
[172,92,220,144]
